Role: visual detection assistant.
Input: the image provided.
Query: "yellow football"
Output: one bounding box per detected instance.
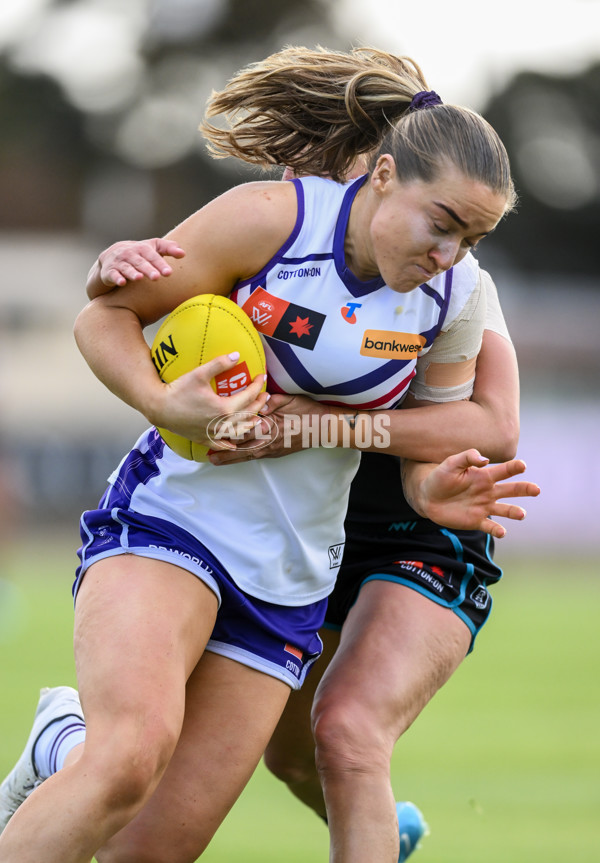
[150,294,266,461]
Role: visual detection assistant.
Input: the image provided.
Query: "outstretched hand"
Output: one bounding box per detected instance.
[405,449,541,538]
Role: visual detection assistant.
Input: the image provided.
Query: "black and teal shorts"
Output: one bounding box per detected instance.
[325,519,502,652]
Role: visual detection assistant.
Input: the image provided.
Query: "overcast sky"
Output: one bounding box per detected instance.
[1,0,599,112]
[334,0,600,107]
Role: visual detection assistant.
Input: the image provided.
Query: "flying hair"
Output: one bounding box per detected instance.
[201,46,427,182]
[201,45,516,209]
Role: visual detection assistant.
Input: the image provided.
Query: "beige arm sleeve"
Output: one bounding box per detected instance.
[482,270,512,342]
[409,270,486,402]
[409,270,511,402]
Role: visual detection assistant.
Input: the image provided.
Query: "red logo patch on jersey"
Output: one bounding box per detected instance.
[214,361,251,396]
[242,287,325,350]
[431,565,445,578]
[243,288,289,336]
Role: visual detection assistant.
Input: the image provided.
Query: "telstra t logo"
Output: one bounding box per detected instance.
[341,302,362,324]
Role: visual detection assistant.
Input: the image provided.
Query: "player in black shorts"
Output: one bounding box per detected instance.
[328,451,499,647]
[262,320,525,862]
[263,451,506,861]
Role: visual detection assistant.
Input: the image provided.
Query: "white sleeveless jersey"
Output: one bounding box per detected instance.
[105,175,482,606]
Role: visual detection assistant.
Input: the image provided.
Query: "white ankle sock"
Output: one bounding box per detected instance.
[33,716,86,779]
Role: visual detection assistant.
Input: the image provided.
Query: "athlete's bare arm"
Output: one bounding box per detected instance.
[210,328,519,465]
[75,182,296,441]
[86,238,186,294]
[84,234,519,466]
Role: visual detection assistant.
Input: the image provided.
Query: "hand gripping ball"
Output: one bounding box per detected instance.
[150,294,266,461]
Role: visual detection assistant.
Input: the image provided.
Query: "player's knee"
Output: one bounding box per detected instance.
[263,737,316,787]
[86,716,180,815]
[312,696,391,777]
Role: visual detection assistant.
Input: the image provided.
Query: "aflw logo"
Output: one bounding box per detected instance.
[388,521,418,533]
[328,543,344,568]
[360,330,426,359]
[250,299,274,327]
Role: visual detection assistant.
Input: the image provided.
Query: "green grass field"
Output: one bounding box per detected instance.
[1,535,599,862]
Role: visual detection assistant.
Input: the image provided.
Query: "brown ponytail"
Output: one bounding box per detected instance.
[201,45,516,209]
[201,46,428,182]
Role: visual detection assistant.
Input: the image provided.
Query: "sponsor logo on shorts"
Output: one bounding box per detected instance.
[470,585,490,610]
[148,544,214,575]
[388,520,418,533]
[242,287,325,350]
[94,525,115,548]
[285,659,301,677]
[396,561,445,594]
[284,643,303,660]
[328,543,345,568]
[360,331,426,359]
[284,644,303,677]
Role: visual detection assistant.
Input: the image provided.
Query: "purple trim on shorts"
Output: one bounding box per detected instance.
[75,506,224,601]
[74,506,326,689]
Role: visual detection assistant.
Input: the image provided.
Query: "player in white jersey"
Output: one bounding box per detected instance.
[0,47,539,863]
[204,213,522,862]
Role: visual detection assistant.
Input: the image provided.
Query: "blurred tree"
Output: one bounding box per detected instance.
[0,66,93,228]
[483,63,600,276]
[0,0,340,236]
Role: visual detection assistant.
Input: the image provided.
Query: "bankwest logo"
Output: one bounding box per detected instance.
[360,330,426,359]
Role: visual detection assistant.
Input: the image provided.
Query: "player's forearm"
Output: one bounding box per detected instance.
[313,399,517,463]
[320,331,520,462]
[398,459,436,517]
[74,300,165,424]
[378,398,518,462]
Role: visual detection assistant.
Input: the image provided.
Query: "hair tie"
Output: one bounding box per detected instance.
[408,90,443,112]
